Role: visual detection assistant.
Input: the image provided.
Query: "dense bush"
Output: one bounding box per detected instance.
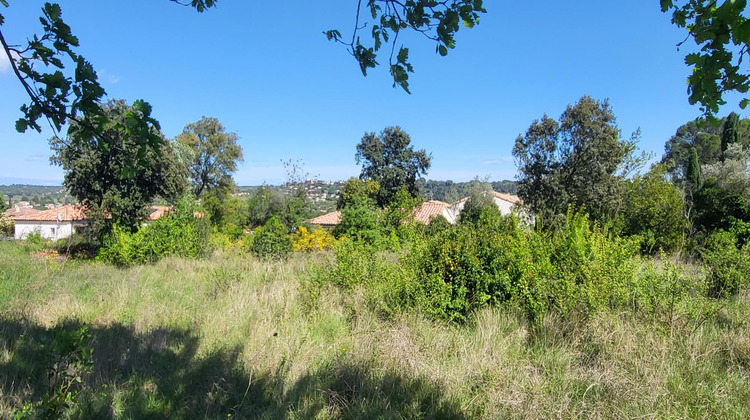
[250,216,292,259]
[98,198,209,265]
[622,165,686,254]
[701,230,750,297]
[313,209,669,324]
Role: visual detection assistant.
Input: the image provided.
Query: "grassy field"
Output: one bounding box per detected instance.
[1,241,749,419]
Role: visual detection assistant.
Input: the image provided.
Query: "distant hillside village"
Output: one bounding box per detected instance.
[1,180,520,241]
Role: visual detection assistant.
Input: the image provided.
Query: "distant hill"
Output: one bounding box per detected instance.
[0,184,74,209]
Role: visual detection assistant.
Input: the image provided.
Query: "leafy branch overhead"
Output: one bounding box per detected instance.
[325,0,486,93]
[661,0,750,116]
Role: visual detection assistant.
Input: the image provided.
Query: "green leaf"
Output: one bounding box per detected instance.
[15,119,29,133]
[438,44,448,56]
[740,98,750,109]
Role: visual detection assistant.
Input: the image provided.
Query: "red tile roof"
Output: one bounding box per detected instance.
[309,211,341,227]
[147,205,172,221]
[413,200,451,224]
[13,205,87,222]
[2,207,41,220]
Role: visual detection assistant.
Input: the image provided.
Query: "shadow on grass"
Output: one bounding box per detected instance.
[0,317,464,419]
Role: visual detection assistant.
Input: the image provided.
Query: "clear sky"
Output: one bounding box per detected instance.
[0,0,745,186]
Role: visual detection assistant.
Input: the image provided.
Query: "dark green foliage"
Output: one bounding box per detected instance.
[355,126,431,207]
[661,115,750,184]
[513,96,639,223]
[701,230,750,297]
[0,191,6,212]
[49,100,187,236]
[250,216,292,259]
[176,116,243,198]
[622,165,686,254]
[98,197,209,266]
[662,1,750,114]
[722,112,740,157]
[694,181,750,234]
[687,146,702,191]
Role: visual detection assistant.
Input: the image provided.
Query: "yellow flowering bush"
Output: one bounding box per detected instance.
[292,226,335,252]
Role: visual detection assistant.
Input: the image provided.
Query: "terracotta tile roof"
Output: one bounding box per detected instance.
[13,205,87,222]
[309,211,341,227]
[147,205,172,221]
[2,207,41,220]
[413,200,451,224]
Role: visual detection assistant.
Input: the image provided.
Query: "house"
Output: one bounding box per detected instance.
[412,200,457,224]
[13,205,87,241]
[309,210,341,229]
[308,191,527,228]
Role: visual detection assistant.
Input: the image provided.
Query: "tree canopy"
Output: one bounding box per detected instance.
[50,99,188,234]
[661,114,750,184]
[513,95,640,222]
[355,126,431,207]
[176,117,243,198]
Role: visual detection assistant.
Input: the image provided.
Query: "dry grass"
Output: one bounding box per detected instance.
[1,241,749,418]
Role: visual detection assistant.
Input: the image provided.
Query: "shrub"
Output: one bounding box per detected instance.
[98,197,210,265]
[701,230,750,297]
[250,216,292,259]
[292,226,336,252]
[0,213,13,237]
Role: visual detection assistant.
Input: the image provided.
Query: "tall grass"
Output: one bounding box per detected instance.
[1,241,749,418]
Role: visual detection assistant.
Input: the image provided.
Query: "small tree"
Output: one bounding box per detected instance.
[177,117,243,197]
[355,126,431,206]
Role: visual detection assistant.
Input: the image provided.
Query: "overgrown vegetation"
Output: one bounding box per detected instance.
[2,240,749,419]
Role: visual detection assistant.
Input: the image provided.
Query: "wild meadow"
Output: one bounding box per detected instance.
[2,208,749,419]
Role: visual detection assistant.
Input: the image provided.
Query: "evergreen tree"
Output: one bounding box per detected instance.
[687,147,702,191]
[721,112,740,159]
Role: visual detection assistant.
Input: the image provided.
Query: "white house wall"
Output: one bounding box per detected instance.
[14,221,75,241]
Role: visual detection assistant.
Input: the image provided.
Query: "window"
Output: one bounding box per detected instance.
[50,227,56,235]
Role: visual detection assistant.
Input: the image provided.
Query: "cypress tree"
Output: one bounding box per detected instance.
[721,112,740,160]
[686,146,702,191]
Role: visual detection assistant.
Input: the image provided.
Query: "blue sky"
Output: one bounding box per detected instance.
[0,0,745,186]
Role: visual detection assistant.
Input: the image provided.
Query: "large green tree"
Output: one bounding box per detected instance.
[176,117,243,197]
[513,95,640,222]
[50,99,188,234]
[355,126,432,207]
